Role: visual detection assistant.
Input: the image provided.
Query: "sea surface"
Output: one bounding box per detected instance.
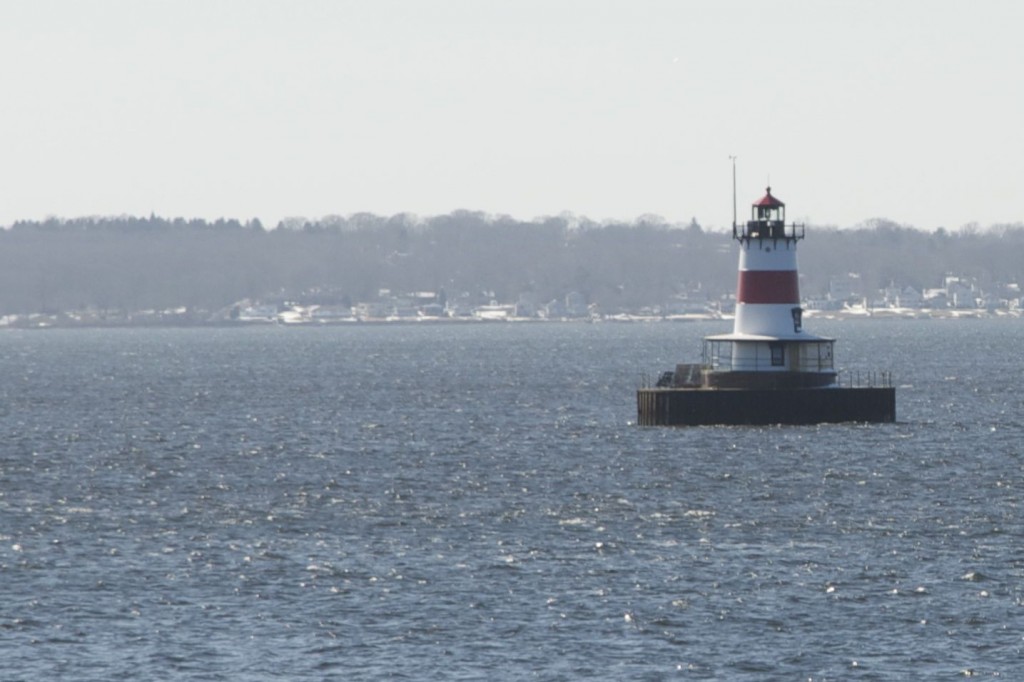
[1,319,1023,680]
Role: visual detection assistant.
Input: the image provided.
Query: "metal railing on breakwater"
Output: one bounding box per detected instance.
[639,367,894,390]
[835,369,894,389]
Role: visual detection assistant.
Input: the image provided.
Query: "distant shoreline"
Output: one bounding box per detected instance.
[1,307,1019,330]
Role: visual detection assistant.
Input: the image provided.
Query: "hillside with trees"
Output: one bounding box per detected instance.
[0,212,1021,322]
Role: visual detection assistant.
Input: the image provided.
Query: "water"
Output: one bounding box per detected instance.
[1,319,1023,679]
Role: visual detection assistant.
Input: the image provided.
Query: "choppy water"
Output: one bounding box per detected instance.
[1,319,1023,680]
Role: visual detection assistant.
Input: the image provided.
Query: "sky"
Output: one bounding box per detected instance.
[1,0,1021,231]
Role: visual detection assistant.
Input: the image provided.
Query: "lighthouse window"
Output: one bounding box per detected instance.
[770,343,785,366]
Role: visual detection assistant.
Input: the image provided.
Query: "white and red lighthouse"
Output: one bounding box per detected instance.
[637,182,895,425]
[701,187,837,389]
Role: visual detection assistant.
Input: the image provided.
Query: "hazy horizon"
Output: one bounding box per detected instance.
[2,0,1021,232]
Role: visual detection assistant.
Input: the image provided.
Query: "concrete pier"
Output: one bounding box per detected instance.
[637,386,896,426]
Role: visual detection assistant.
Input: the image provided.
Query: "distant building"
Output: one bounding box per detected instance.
[419,303,445,318]
[311,305,355,322]
[882,285,923,308]
[353,301,390,320]
[663,295,712,316]
[541,299,566,319]
[565,291,589,317]
[514,293,539,318]
[922,288,948,308]
[944,276,977,308]
[828,273,862,303]
[238,305,278,322]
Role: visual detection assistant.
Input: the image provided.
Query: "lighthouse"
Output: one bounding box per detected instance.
[702,186,836,390]
[637,184,895,426]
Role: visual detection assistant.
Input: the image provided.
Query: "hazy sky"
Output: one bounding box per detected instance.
[1,0,1021,230]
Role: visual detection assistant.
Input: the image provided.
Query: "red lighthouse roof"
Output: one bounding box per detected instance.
[753,186,785,208]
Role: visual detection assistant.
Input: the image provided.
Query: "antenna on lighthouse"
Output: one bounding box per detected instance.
[729,155,737,237]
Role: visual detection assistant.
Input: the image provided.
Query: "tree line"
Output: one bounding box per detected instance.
[0,212,1022,316]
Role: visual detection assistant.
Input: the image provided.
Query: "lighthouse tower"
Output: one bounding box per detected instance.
[701,187,837,389]
[637,181,895,425]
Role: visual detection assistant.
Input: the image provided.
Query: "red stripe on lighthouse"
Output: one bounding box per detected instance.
[736,270,799,304]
